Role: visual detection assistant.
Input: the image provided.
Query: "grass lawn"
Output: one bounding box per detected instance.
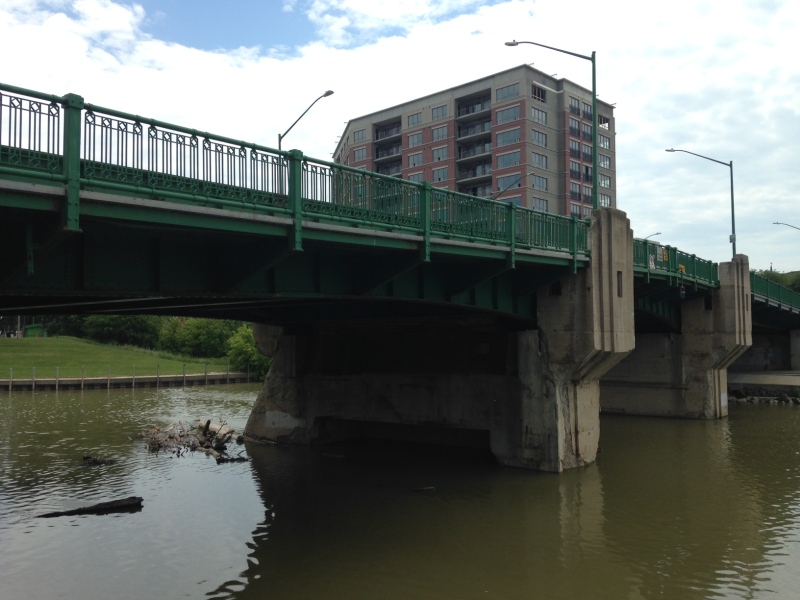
[0,336,231,379]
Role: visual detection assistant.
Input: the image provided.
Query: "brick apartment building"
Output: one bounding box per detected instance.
[332,64,615,218]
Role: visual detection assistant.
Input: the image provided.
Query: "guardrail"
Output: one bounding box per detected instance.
[632,238,719,287]
[750,272,800,311]
[0,82,589,262]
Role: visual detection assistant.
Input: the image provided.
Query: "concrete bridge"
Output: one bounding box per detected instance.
[2,83,799,471]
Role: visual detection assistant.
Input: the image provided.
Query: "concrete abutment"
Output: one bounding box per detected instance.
[244,208,635,471]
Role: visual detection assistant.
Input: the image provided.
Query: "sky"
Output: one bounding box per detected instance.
[1,0,798,271]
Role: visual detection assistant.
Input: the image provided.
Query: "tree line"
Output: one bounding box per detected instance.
[45,315,270,379]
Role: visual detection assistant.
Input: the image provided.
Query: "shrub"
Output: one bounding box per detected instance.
[226,323,270,380]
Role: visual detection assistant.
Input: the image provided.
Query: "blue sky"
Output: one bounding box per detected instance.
[1,0,799,271]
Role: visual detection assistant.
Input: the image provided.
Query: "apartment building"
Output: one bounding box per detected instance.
[332,64,616,218]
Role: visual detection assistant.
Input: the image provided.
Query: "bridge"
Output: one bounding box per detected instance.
[2,83,799,471]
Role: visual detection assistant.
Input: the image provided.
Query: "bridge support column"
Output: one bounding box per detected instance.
[244,208,634,472]
[602,255,752,418]
[491,208,634,470]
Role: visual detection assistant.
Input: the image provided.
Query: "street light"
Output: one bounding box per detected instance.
[506,40,598,211]
[665,148,736,257]
[278,90,334,151]
[644,232,661,240]
[774,222,800,232]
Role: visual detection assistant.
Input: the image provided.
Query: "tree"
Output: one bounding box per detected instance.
[158,317,240,358]
[226,323,270,380]
[83,315,162,348]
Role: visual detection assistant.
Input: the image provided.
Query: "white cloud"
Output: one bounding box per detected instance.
[1,0,798,270]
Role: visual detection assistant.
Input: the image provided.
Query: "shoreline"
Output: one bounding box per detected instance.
[1,371,253,391]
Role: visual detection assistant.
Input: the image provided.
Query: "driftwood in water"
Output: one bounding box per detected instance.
[137,419,248,463]
[82,455,118,466]
[38,496,143,518]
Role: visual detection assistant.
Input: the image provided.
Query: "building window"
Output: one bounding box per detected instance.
[532,85,546,103]
[433,147,447,162]
[569,139,580,158]
[569,118,580,136]
[582,144,592,161]
[533,175,547,191]
[432,125,447,141]
[497,105,520,125]
[432,105,447,121]
[599,154,611,169]
[354,129,366,142]
[532,152,547,169]
[408,132,422,147]
[599,193,611,207]
[408,172,423,183]
[532,130,547,147]
[497,151,520,169]
[599,174,611,188]
[505,196,522,206]
[433,166,448,182]
[497,174,521,191]
[409,152,422,168]
[582,123,592,141]
[496,83,520,102]
[354,147,366,161]
[599,134,611,149]
[533,197,547,212]
[582,102,592,119]
[569,97,580,115]
[570,182,580,200]
[532,107,547,125]
[599,115,610,130]
[583,165,593,182]
[570,161,581,179]
[496,128,520,147]
[583,186,593,202]
[571,203,582,218]
[408,112,421,127]
[583,206,592,218]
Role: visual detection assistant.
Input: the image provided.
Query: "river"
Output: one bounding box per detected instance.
[1,385,799,599]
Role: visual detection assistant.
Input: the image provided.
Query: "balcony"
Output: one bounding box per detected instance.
[457,120,491,140]
[375,124,401,141]
[582,131,592,141]
[457,163,492,181]
[457,142,492,161]
[583,173,592,182]
[377,161,402,177]
[569,148,581,158]
[570,169,581,179]
[583,194,593,203]
[582,152,592,162]
[583,109,593,120]
[570,105,581,116]
[374,145,401,161]
[459,184,493,198]
[569,126,580,137]
[570,190,580,201]
[457,98,491,119]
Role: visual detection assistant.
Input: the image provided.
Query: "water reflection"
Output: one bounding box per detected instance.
[1,387,799,600]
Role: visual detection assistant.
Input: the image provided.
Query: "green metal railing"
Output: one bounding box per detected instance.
[750,272,800,311]
[0,82,589,261]
[632,238,719,287]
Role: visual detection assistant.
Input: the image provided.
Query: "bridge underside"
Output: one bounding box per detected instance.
[0,183,579,326]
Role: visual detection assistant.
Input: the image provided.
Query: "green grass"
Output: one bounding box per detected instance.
[0,336,231,379]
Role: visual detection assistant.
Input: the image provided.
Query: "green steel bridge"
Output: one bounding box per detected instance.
[0,82,798,332]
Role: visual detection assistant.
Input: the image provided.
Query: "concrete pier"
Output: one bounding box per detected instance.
[244,208,634,471]
[601,255,752,418]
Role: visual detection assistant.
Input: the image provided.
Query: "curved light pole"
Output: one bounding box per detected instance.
[666,148,736,257]
[774,222,800,232]
[278,90,334,151]
[506,40,597,211]
[644,232,661,240]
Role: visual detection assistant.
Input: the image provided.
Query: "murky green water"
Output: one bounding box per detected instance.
[1,387,799,599]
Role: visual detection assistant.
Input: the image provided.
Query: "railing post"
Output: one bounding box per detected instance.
[420,183,432,262]
[61,93,84,232]
[288,149,304,251]
[507,202,516,269]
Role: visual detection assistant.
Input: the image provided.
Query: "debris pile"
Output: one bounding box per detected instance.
[138,419,248,463]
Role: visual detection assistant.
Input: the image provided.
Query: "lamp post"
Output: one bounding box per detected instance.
[644,232,661,240]
[774,222,800,232]
[490,170,536,201]
[278,90,334,151]
[665,148,736,257]
[506,40,597,212]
